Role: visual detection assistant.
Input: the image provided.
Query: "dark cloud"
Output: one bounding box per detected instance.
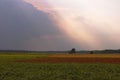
[0,0,80,50]
[0,0,63,50]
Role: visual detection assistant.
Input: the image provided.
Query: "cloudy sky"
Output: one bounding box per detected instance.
[0,0,120,51]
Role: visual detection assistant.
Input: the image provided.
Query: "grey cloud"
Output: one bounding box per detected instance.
[0,0,62,50]
[0,0,81,50]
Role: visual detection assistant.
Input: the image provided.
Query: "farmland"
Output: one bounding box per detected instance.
[0,53,120,80]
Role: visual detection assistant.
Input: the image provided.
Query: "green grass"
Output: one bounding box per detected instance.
[0,53,120,80]
[0,53,49,62]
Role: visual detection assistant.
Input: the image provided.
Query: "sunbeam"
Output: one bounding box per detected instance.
[23,0,120,50]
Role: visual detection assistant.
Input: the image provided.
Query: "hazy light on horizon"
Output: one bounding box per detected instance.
[24,0,120,50]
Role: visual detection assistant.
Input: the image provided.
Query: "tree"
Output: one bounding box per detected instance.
[69,48,76,54]
[90,51,94,54]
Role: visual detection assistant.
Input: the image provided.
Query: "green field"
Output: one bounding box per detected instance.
[0,53,120,80]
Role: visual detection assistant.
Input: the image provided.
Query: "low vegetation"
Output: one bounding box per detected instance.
[0,52,120,80]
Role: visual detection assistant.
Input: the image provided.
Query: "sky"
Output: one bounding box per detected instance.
[0,0,120,51]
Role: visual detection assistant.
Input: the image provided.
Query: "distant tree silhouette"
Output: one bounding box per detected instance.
[69,48,76,54]
[90,51,94,54]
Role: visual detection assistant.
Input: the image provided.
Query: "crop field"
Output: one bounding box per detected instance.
[0,53,120,80]
[17,54,120,63]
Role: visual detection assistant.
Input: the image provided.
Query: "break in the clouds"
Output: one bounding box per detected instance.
[0,0,120,50]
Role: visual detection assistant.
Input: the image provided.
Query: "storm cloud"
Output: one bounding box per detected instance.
[1,0,120,51]
[0,0,76,50]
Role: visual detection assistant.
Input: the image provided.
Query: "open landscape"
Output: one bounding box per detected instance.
[0,52,120,80]
[0,0,120,80]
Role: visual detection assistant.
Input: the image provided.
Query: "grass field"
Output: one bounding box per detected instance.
[0,52,120,80]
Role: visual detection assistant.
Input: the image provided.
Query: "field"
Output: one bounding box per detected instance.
[17,54,120,63]
[0,53,120,80]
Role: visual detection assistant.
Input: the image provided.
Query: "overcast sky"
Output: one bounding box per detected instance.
[0,0,120,51]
